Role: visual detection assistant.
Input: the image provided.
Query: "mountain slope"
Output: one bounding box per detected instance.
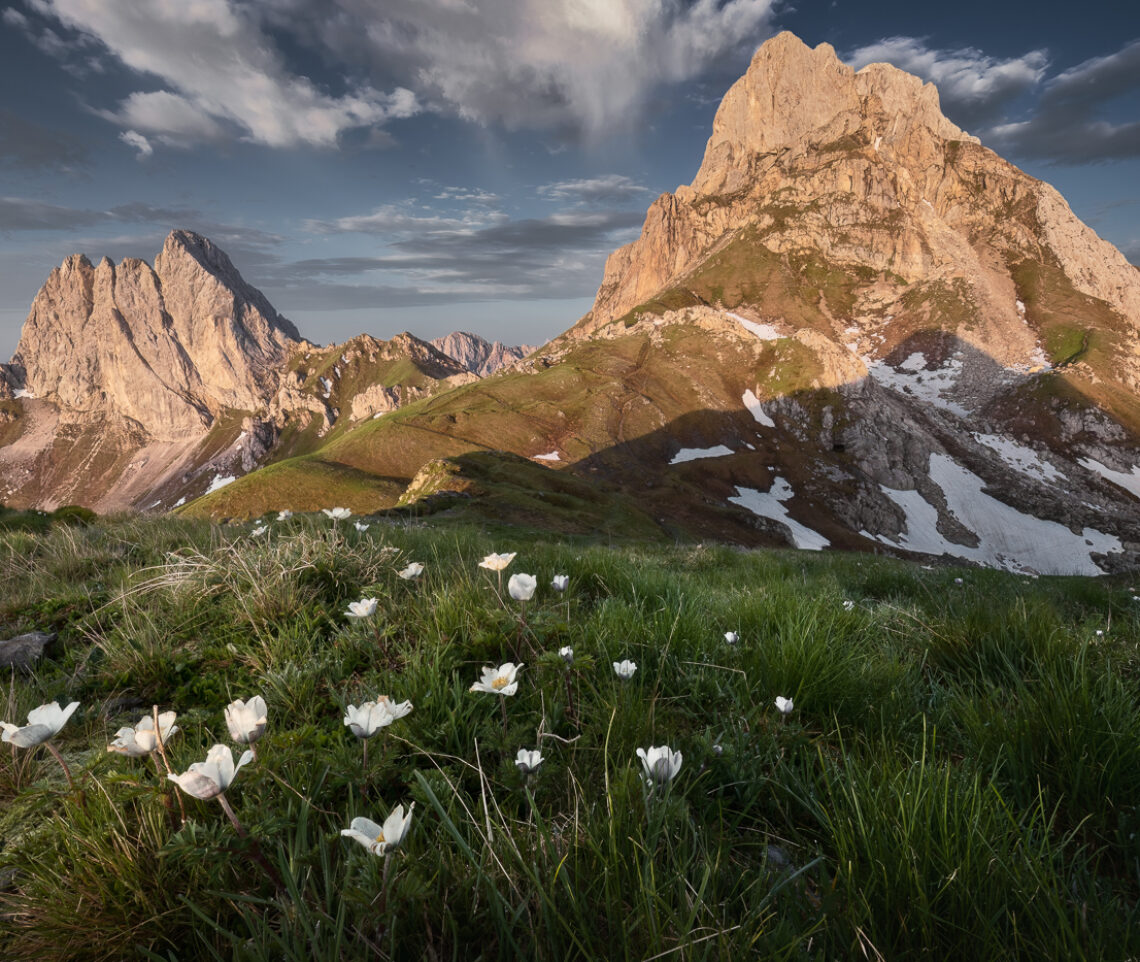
[183,33,1140,574]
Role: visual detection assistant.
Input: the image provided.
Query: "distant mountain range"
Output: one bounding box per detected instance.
[2,31,1139,575]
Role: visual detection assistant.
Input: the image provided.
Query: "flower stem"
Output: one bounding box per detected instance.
[217,791,286,891]
[44,742,75,793]
[499,696,508,734]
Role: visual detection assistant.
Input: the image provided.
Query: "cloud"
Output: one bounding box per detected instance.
[29,0,420,148]
[0,110,87,171]
[271,207,643,308]
[265,0,776,139]
[0,198,284,258]
[538,174,652,205]
[985,39,1140,163]
[308,204,508,235]
[0,197,105,231]
[119,130,153,158]
[845,36,1048,128]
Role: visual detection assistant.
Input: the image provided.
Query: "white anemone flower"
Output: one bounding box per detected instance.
[842,600,855,611]
[277,509,293,521]
[559,646,574,666]
[724,631,738,645]
[470,663,522,696]
[775,696,794,715]
[637,745,683,787]
[250,525,268,538]
[354,521,370,532]
[323,507,352,521]
[551,575,569,591]
[479,552,516,572]
[1,700,79,748]
[508,573,537,601]
[168,744,254,800]
[341,803,415,855]
[344,696,413,738]
[346,597,378,619]
[224,695,268,745]
[107,711,179,757]
[398,562,424,580]
[515,748,544,774]
[613,660,637,681]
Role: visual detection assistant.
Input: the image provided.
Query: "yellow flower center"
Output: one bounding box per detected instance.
[491,676,509,690]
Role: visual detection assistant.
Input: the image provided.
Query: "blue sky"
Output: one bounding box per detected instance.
[1,0,1137,358]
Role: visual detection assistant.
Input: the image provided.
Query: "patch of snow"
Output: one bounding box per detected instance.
[372,411,384,419]
[1016,299,1026,316]
[670,445,734,465]
[898,352,926,372]
[1079,457,1140,499]
[533,451,561,462]
[922,198,933,209]
[728,312,781,340]
[13,388,34,399]
[743,389,775,427]
[173,497,186,507]
[863,354,969,417]
[868,454,1120,575]
[206,474,236,494]
[874,135,882,151]
[729,479,830,550]
[340,354,348,365]
[973,433,1062,482]
[333,366,341,379]
[319,377,332,395]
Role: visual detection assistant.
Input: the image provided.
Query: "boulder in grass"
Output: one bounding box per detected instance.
[0,631,58,670]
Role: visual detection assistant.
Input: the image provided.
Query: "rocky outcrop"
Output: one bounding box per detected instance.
[582,32,1140,382]
[6,230,303,440]
[430,331,537,376]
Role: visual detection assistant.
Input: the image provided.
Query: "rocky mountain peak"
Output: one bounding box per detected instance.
[7,230,304,439]
[692,33,972,197]
[430,331,537,376]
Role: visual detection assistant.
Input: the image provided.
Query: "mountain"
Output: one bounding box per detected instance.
[188,32,1140,574]
[431,331,538,376]
[0,232,480,512]
[4,33,1140,575]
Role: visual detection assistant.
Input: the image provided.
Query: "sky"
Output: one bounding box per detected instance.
[0,0,1138,359]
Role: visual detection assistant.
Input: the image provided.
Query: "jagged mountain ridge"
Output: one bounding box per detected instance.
[0,232,516,511]
[3,32,1140,574]
[430,332,538,377]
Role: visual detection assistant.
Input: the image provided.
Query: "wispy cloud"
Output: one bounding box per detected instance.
[270,207,643,308]
[845,36,1048,128]
[986,39,1140,163]
[538,174,651,205]
[28,0,420,149]
[264,0,778,140]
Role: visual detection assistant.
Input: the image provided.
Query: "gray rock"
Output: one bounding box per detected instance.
[0,631,57,670]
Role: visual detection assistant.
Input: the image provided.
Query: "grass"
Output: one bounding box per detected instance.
[1,514,1139,959]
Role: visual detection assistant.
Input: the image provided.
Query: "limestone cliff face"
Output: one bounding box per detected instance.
[583,32,1140,381]
[9,230,303,440]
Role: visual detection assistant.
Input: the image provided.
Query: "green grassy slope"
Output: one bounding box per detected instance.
[2,515,1139,959]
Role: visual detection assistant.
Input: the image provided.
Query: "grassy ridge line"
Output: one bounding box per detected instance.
[1,514,1139,959]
